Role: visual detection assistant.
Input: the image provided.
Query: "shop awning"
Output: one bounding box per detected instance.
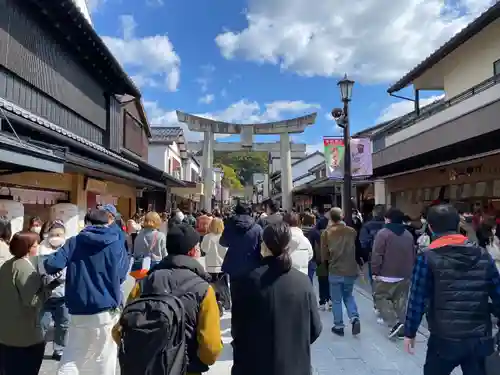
[0,133,65,173]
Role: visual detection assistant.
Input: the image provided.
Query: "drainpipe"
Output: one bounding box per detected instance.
[414,89,420,116]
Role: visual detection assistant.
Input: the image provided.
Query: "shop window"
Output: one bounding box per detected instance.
[494,59,500,76]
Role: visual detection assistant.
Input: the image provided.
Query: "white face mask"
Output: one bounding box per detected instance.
[48,236,65,248]
[31,226,41,234]
[420,218,426,224]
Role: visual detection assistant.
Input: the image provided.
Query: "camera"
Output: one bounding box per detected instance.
[331,108,346,128]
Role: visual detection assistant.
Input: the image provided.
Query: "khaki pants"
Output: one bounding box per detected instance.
[373,279,410,327]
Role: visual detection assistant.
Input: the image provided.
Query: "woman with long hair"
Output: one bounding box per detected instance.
[130,211,167,279]
[201,218,229,312]
[0,231,62,375]
[231,222,322,375]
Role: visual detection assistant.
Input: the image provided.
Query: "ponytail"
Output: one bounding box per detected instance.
[262,222,292,272]
[275,250,292,271]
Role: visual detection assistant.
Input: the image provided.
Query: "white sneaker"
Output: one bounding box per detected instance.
[377,318,384,325]
[319,304,326,311]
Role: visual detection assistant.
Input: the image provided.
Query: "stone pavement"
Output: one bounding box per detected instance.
[40,286,461,375]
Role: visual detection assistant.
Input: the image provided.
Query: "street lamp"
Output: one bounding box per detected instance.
[220,171,225,211]
[332,74,355,225]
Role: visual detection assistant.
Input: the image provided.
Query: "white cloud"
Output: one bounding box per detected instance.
[146,0,164,6]
[196,64,216,93]
[145,99,321,141]
[85,0,105,13]
[306,142,324,155]
[102,15,181,92]
[215,0,494,83]
[377,95,445,122]
[198,94,215,104]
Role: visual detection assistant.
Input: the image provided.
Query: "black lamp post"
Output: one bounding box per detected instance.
[332,74,355,225]
[220,171,225,211]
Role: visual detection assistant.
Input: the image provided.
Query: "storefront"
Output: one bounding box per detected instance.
[386,153,500,217]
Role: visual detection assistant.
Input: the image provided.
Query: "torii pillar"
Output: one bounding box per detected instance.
[176,111,317,212]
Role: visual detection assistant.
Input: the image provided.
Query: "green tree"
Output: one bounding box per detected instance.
[214,151,268,184]
[217,164,243,189]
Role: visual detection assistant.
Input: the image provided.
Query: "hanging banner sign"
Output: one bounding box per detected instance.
[350,138,373,177]
[324,138,345,180]
[323,137,373,180]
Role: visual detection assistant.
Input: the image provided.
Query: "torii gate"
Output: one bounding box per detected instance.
[176,111,317,212]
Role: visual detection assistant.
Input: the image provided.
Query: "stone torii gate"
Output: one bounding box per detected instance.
[176,111,317,212]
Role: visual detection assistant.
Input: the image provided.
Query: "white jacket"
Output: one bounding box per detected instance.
[201,233,228,273]
[487,236,500,272]
[288,227,313,275]
[38,240,66,298]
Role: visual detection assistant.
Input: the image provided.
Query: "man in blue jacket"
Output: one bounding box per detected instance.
[44,208,129,375]
[220,202,262,339]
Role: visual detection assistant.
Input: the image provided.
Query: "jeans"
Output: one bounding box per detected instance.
[424,335,493,375]
[0,342,45,375]
[308,261,317,284]
[329,275,359,328]
[41,296,69,351]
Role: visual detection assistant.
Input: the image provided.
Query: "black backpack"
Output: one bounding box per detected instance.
[118,277,201,375]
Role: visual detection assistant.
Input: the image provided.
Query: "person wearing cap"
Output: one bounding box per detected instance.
[115,223,223,375]
[100,204,129,253]
[44,209,130,375]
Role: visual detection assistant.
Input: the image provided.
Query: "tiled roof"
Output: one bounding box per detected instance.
[0,97,136,167]
[150,127,183,141]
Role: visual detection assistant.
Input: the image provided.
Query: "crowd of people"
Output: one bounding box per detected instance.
[0,199,499,375]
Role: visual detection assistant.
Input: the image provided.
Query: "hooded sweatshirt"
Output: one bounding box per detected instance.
[371,223,415,279]
[220,214,263,277]
[44,225,129,315]
[288,227,313,275]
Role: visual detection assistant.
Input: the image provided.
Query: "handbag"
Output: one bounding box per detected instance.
[130,231,158,279]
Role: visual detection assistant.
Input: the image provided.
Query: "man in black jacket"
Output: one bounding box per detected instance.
[404,204,500,375]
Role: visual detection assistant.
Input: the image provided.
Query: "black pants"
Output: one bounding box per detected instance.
[424,335,491,375]
[209,272,231,310]
[0,342,45,375]
[318,276,330,305]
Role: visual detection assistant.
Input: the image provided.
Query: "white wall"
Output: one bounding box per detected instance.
[442,19,500,98]
[291,153,324,181]
[148,144,168,172]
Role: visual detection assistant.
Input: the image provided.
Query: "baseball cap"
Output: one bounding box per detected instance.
[100,204,118,217]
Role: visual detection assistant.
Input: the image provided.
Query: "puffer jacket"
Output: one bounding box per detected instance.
[288,227,313,275]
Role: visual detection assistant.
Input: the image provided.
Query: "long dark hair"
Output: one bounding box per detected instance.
[262,222,292,271]
[0,216,12,244]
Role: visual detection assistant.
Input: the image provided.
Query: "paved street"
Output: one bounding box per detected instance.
[41,285,458,375]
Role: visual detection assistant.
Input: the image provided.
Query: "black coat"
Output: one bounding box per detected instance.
[231,257,322,375]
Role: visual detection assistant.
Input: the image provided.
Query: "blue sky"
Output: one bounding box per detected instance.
[89,0,493,152]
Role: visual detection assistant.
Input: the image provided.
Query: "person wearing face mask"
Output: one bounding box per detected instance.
[29,216,43,235]
[37,220,68,360]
